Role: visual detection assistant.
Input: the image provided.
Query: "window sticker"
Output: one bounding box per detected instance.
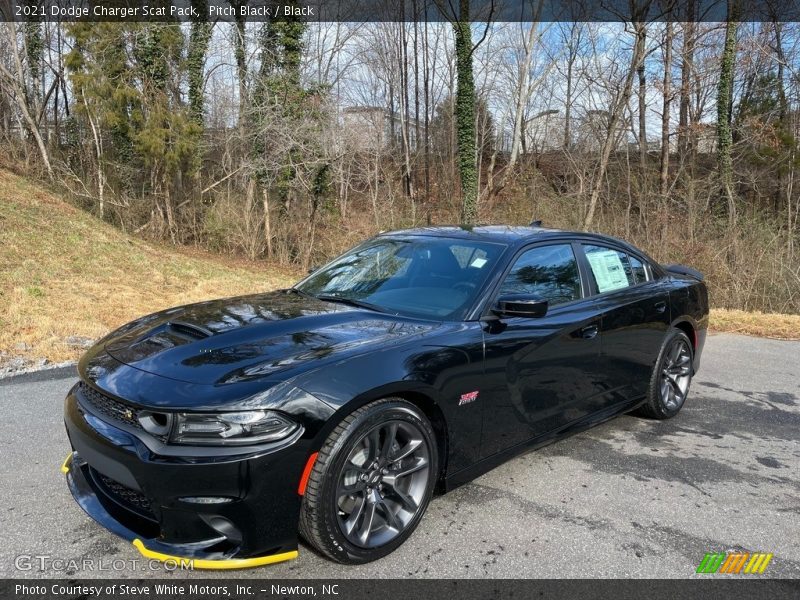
[586,250,629,292]
[470,257,488,268]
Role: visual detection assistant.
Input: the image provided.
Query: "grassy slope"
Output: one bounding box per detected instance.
[0,169,297,364]
[0,169,798,367]
[709,308,800,340]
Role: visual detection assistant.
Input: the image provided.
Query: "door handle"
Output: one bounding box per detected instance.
[654,301,667,314]
[579,324,599,339]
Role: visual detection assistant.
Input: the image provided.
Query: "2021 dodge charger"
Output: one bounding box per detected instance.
[62,225,708,566]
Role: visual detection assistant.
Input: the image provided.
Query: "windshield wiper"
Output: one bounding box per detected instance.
[287,287,315,299]
[315,294,385,313]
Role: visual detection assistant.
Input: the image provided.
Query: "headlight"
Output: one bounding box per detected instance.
[169,410,298,446]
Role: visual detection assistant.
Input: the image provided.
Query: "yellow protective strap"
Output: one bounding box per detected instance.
[132,539,298,570]
[60,453,72,474]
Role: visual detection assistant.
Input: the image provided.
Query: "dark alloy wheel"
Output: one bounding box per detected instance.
[336,419,431,548]
[299,398,438,563]
[636,327,694,419]
[659,337,692,411]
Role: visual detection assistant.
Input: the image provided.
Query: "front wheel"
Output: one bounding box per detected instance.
[299,398,438,563]
[636,328,694,419]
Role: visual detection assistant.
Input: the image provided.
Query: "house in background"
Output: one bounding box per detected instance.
[342,106,420,151]
[575,109,630,152]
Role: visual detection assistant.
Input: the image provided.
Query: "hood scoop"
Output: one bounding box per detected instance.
[105,320,214,361]
[167,320,213,340]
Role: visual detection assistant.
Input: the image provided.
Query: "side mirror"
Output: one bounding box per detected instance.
[307,266,319,274]
[492,294,548,319]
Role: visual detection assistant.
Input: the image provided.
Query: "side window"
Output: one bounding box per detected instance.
[628,254,648,284]
[583,245,635,293]
[646,263,655,280]
[499,244,581,306]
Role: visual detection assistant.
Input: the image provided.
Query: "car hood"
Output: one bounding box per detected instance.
[100,290,440,385]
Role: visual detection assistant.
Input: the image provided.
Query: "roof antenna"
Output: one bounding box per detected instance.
[529,219,542,227]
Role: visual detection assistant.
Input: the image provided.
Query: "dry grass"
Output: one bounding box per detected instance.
[710,308,800,340]
[0,169,298,364]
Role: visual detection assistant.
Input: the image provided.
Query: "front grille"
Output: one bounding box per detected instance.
[91,468,156,520]
[79,382,144,431]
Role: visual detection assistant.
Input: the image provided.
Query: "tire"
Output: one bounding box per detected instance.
[299,398,438,564]
[635,328,694,419]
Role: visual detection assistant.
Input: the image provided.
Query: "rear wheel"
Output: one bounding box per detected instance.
[636,328,694,419]
[299,398,437,563]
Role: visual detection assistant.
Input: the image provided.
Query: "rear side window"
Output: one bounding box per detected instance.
[499,244,581,306]
[628,254,648,284]
[583,245,634,293]
[582,245,651,293]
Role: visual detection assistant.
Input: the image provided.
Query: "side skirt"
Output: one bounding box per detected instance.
[443,396,645,492]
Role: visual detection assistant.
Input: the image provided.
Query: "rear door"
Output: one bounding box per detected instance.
[577,243,672,404]
[479,242,607,457]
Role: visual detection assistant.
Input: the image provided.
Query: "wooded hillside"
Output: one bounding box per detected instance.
[1,15,799,314]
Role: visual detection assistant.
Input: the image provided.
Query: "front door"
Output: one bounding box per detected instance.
[479,242,606,458]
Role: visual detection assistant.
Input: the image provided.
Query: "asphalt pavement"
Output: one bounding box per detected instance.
[1,333,798,579]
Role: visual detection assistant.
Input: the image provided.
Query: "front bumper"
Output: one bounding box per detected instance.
[63,384,311,567]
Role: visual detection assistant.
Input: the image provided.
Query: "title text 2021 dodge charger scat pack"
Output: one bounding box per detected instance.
[62,225,708,566]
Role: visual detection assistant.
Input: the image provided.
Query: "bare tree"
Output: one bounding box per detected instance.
[717,6,738,227]
[583,4,652,230]
[0,23,53,177]
[660,21,674,197]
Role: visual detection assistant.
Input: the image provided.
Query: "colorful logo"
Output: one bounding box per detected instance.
[458,391,479,406]
[696,552,773,574]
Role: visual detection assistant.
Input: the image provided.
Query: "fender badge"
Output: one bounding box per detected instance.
[459,391,479,406]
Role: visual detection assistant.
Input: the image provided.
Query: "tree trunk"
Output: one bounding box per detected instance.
[583,16,649,230]
[0,24,53,178]
[660,21,673,197]
[454,3,477,224]
[83,91,105,219]
[413,13,421,200]
[187,9,212,125]
[717,9,738,227]
[678,12,695,164]
[636,22,647,204]
[24,21,43,140]
[509,24,538,168]
[262,188,272,258]
[232,11,248,126]
[774,21,787,122]
[164,181,177,244]
[422,15,431,204]
[398,23,415,204]
[561,22,583,151]
[564,53,573,150]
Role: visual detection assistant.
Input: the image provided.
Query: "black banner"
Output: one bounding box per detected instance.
[5,579,800,600]
[0,0,798,23]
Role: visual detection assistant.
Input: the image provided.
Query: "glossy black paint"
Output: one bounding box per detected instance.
[63,225,709,560]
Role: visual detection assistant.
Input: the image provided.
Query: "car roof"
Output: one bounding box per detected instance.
[378,225,557,243]
[377,225,632,250]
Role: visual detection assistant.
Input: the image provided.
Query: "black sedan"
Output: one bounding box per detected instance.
[62,225,708,566]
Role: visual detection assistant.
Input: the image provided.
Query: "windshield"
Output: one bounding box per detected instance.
[296,237,507,320]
